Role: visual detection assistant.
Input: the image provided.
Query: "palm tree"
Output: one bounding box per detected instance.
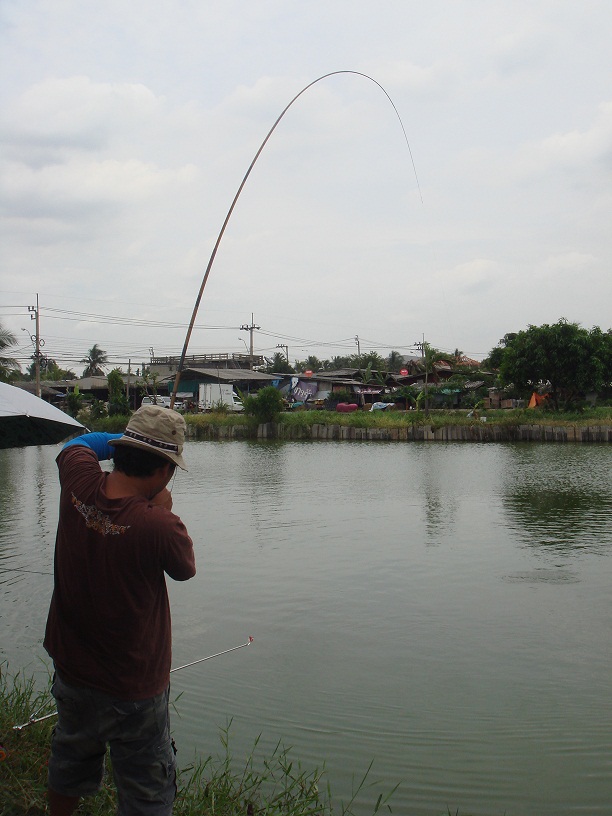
[386,350,404,372]
[0,323,20,382]
[330,355,351,369]
[419,343,455,412]
[265,352,294,374]
[81,344,108,377]
[295,355,322,374]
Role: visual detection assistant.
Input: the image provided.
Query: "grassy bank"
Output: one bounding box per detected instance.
[82,406,612,438]
[276,406,612,430]
[0,668,397,816]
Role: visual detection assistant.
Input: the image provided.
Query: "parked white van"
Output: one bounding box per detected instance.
[198,383,244,412]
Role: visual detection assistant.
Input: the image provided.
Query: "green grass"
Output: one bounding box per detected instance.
[81,406,612,440]
[0,667,397,815]
[275,406,612,430]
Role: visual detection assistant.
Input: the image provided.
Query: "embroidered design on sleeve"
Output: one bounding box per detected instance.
[71,494,131,536]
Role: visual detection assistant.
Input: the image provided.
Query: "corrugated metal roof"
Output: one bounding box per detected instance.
[180,367,278,382]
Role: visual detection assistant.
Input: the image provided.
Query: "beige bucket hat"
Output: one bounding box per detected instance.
[109,404,188,470]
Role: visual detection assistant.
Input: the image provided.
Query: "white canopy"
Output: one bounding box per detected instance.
[0,382,84,449]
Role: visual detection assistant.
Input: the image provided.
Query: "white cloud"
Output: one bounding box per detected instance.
[446,258,500,296]
[514,101,612,179]
[1,156,197,216]
[2,76,161,154]
[541,252,597,274]
[1,1,612,364]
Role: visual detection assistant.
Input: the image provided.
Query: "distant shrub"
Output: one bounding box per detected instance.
[243,386,284,424]
[89,399,108,420]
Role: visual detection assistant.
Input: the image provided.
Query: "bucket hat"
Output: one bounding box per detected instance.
[109,404,187,470]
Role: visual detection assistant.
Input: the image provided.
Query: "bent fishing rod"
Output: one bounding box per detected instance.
[13,635,254,731]
[170,69,421,407]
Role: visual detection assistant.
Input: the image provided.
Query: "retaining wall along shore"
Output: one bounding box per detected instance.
[186,423,612,443]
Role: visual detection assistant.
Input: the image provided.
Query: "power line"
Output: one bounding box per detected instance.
[42,307,238,330]
[4,303,488,364]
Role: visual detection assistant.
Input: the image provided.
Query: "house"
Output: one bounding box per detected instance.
[11,381,67,405]
[13,374,144,410]
[275,370,388,407]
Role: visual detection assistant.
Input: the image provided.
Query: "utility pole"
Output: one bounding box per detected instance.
[240,314,260,370]
[355,335,361,359]
[414,334,429,410]
[276,343,289,363]
[28,294,41,398]
[413,333,426,357]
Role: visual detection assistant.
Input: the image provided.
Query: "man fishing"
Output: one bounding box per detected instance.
[43,405,196,816]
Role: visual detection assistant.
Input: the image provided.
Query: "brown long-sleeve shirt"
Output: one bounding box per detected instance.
[44,444,196,699]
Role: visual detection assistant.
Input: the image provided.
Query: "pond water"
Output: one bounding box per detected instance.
[1,440,611,815]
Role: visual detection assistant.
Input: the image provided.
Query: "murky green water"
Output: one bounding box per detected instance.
[1,440,611,815]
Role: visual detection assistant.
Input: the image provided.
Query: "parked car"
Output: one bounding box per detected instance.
[141,395,184,411]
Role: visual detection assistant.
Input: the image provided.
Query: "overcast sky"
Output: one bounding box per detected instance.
[1,1,611,373]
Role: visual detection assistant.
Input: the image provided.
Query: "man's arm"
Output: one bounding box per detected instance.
[151,487,173,511]
[61,432,122,461]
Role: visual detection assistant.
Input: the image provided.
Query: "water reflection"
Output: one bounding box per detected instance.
[501,444,612,557]
[0,449,20,585]
[2,440,612,815]
[505,487,612,553]
[241,442,290,548]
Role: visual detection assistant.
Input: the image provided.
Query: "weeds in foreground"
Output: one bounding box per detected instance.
[0,667,397,815]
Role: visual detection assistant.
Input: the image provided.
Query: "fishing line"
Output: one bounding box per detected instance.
[12,636,254,731]
[171,70,422,405]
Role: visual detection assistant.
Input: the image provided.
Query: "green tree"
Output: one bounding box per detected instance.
[81,344,108,377]
[243,386,285,423]
[386,350,404,372]
[329,355,351,369]
[26,356,76,380]
[483,333,518,370]
[497,319,611,409]
[65,385,83,417]
[294,355,323,374]
[0,324,20,382]
[45,361,77,380]
[359,361,375,384]
[107,368,130,416]
[387,384,418,409]
[265,353,295,374]
[137,370,160,400]
[417,343,455,410]
[89,398,108,420]
[348,351,386,370]
[483,346,504,370]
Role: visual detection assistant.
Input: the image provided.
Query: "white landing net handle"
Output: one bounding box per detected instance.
[170,635,254,673]
[13,636,254,730]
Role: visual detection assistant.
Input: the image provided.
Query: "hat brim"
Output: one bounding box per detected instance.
[108,436,188,471]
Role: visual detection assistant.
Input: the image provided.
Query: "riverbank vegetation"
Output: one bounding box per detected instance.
[1,668,397,815]
[80,404,612,440]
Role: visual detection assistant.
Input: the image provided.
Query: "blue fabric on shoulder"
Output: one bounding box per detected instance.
[62,432,123,461]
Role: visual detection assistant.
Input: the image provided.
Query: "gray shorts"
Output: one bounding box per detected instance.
[48,672,176,816]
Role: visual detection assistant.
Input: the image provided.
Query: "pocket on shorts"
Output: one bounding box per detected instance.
[51,674,88,725]
[111,687,170,745]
